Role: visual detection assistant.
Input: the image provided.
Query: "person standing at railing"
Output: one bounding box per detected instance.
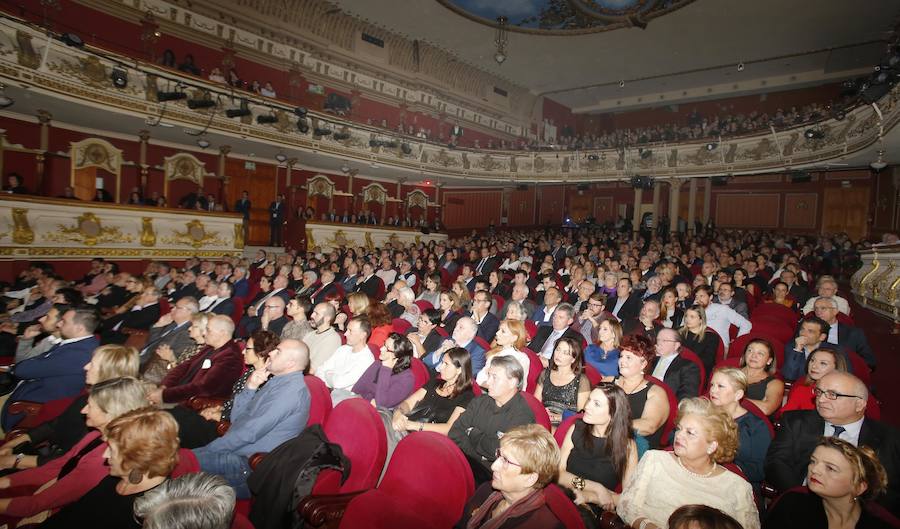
[269,194,285,248]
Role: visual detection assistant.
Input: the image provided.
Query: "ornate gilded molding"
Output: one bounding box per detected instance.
[233,223,244,249]
[140,217,157,247]
[70,137,123,174]
[163,153,206,184]
[361,183,388,205]
[307,175,335,199]
[11,208,33,244]
[162,219,228,248]
[44,212,134,246]
[406,189,429,210]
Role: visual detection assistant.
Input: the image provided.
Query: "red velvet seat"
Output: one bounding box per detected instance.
[524,319,538,340]
[434,326,449,338]
[544,484,588,529]
[5,395,79,439]
[409,357,430,391]
[521,347,544,393]
[645,375,677,448]
[678,348,707,394]
[846,350,872,387]
[519,390,552,430]
[752,302,798,322]
[159,297,171,316]
[492,294,505,311]
[314,398,387,495]
[749,318,795,344]
[413,300,433,312]
[305,375,333,427]
[391,318,412,334]
[583,364,603,386]
[554,413,583,447]
[230,297,245,326]
[473,336,492,352]
[338,432,474,529]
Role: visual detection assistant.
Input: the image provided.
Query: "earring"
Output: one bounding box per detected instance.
[128,468,143,484]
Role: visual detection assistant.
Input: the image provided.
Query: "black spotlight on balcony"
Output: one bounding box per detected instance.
[157,90,187,102]
[639,148,652,159]
[587,154,599,161]
[59,32,84,48]
[257,114,278,125]
[294,107,308,117]
[297,117,310,134]
[333,130,351,141]
[187,94,216,110]
[829,106,846,121]
[226,99,251,118]
[804,129,825,140]
[705,142,718,151]
[369,139,381,148]
[313,123,332,137]
[110,68,128,89]
[400,143,412,155]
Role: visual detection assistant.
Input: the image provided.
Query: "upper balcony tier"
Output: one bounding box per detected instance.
[1,17,896,185]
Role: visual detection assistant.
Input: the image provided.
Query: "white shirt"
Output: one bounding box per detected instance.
[315,344,374,392]
[827,322,839,346]
[375,269,397,287]
[802,295,850,315]
[612,297,627,318]
[475,347,530,388]
[703,302,752,349]
[652,353,679,379]
[824,416,864,447]
[540,328,565,359]
[198,295,217,311]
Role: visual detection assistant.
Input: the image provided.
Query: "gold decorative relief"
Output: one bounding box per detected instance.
[140,217,156,247]
[233,223,245,249]
[11,208,33,244]
[44,212,134,246]
[415,235,421,245]
[162,220,227,248]
[15,30,40,69]
[406,190,428,210]
[364,231,374,251]
[307,175,335,199]
[325,230,352,248]
[305,228,316,248]
[361,183,387,205]
[164,153,206,185]
[48,55,108,90]
[71,138,123,175]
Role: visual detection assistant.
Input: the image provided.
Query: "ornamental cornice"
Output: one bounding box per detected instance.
[1,18,898,184]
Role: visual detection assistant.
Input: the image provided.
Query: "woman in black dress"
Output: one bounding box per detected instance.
[679,304,722,377]
[391,347,475,435]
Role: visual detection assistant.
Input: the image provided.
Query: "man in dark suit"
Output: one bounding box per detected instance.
[651,329,701,401]
[2,306,100,430]
[243,295,289,338]
[169,270,200,302]
[812,297,876,369]
[621,300,664,341]
[498,284,537,321]
[779,269,810,308]
[230,266,250,300]
[528,303,582,366]
[468,290,499,342]
[148,315,243,406]
[100,287,163,344]
[355,262,383,300]
[234,190,251,241]
[473,247,498,276]
[608,277,641,321]
[765,372,900,512]
[205,282,235,317]
[311,269,340,305]
[268,194,286,247]
[140,296,199,365]
[531,286,561,327]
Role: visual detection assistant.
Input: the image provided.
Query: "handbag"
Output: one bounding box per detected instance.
[405,404,436,423]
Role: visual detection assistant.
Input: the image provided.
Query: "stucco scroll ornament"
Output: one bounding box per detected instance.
[15,30,41,69]
[326,230,353,249]
[361,184,387,206]
[433,150,460,168]
[45,212,133,246]
[163,220,227,249]
[11,208,33,245]
[476,154,501,172]
[140,217,157,247]
[48,56,109,90]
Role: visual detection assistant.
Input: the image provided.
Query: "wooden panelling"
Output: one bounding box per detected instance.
[539,186,566,225]
[872,170,899,233]
[823,187,870,240]
[443,190,502,229]
[593,197,615,223]
[569,194,592,223]
[783,193,819,230]
[508,187,536,226]
[225,159,277,246]
[715,193,780,228]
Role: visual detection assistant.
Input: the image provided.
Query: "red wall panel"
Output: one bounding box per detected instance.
[443,190,501,229]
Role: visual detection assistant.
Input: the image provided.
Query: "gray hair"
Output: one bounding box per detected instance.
[816,296,839,310]
[133,472,235,529]
[178,296,200,314]
[398,286,415,303]
[555,302,576,320]
[490,355,525,391]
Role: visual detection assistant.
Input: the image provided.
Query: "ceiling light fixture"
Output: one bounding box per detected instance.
[871,149,887,171]
[737,62,745,72]
[494,16,508,65]
[110,67,128,89]
[705,142,718,151]
[275,152,287,163]
[196,137,210,149]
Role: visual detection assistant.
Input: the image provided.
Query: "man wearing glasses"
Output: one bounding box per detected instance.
[764,371,900,511]
[468,290,499,342]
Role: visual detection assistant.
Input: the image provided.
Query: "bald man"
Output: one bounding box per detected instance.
[765,372,900,511]
[243,295,288,337]
[194,339,311,499]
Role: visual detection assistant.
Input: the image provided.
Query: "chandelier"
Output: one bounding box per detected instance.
[494,16,508,65]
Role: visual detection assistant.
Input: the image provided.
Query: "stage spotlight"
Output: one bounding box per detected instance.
[587,154,599,161]
[639,149,652,159]
[294,107,308,117]
[59,33,84,48]
[297,118,310,133]
[110,68,128,89]
[737,62,744,72]
[804,129,825,140]
[705,142,718,151]
[369,139,381,148]
[187,97,215,109]
[333,131,351,140]
[226,99,251,118]
[401,143,412,155]
[157,90,187,102]
[257,114,278,124]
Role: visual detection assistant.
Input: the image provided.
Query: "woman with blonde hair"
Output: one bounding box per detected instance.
[438,289,463,336]
[334,292,370,332]
[38,408,182,529]
[475,319,530,388]
[679,304,722,376]
[452,280,472,312]
[617,398,760,529]
[708,367,771,487]
[0,378,150,522]
[764,438,892,529]
[0,345,139,470]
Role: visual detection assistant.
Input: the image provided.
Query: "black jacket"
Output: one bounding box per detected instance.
[527,326,583,357]
[656,352,701,401]
[608,293,641,321]
[765,410,900,512]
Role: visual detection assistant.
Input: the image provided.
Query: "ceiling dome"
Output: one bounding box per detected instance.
[438,0,698,34]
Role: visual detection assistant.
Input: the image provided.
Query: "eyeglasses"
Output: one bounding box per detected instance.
[814,388,863,401]
[494,449,521,469]
[588,303,604,308]
[264,305,281,310]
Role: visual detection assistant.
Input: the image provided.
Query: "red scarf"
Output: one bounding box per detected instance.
[466,488,547,529]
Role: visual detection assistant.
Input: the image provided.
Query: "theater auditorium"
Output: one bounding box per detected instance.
[0,0,896,527]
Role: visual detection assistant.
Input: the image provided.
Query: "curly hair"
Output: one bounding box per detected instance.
[816,437,888,501]
[619,333,655,364]
[248,329,280,360]
[105,408,180,479]
[676,397,739,464]
[366,302,393,328]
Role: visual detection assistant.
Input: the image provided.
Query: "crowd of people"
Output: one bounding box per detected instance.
[0,223,895,529]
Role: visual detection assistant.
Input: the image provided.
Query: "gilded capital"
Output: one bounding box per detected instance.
[138,130,151,142]
[36,110,52,124]
[219,145,232,156]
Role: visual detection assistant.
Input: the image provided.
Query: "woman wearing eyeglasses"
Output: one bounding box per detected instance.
[457,424,564,529]
[352,333,415,409]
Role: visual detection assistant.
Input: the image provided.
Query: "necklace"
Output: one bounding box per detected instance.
[619,376,645,394]
[677,456,717,478]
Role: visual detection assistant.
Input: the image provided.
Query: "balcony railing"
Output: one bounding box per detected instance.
[1,16,897,183]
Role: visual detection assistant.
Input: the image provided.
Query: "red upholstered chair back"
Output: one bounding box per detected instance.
[492,294,505,311]
[752,302,798,322]
[740,398,775,438]
[835,312,855,326]
[230,512,255,529]
[749,317,795,344]
[473,336,492,352]
[522,347,544,393]
[230,297,245,326]
[519,390,552,430]
[172,448,201,476]
[391,318,412,334]
[435,326,449,338]
[554,413,583,447]
[524,319,538,340]
[159,297,171,316]
[410,358,430,391]
[414,300,434,312]
[678,348,707,394]
[846,351,872,387]
[304,375,332,427]
[338,432,473,529]
[317,398,387,494]
[544,484,588,529]
[583,364,603,386]
[645,375,677,447]
[369,342,381,360]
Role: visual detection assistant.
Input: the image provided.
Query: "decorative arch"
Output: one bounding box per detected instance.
[306,174,335,215]
[163,153,207,199]
[406,189,429,224]
[70,138,123,202]
[360,182,387,221]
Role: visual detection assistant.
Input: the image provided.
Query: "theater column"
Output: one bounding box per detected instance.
[138,130,150,189]
[631,186,643,235]
[668,178,683,233]
[703,177,712,225]
[218,145,230,205]
[36,110,51,194]
[651,180,661,229]
[687,177,697,234]
[435,183,443,224]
